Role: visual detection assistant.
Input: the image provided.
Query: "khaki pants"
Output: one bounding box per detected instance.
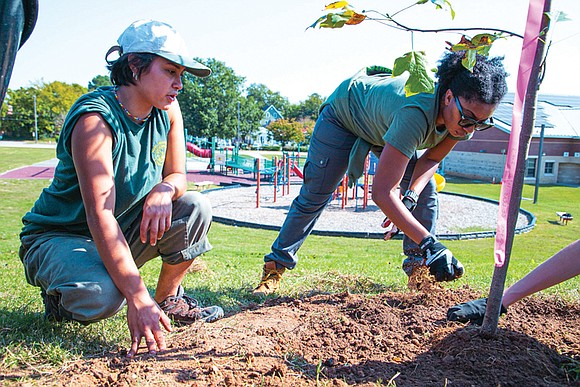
[19,191,212,323]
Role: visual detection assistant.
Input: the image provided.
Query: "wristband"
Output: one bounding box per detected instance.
[419,235,437,252]
[402,189,419,212]
[403,189,419,203]
[402,196,417,212]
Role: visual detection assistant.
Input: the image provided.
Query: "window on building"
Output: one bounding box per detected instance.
[544,161,554,175]
[526,158,537,178]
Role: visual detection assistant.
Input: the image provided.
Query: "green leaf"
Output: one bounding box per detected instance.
[392,51,435,96]
[445,0,455,19]
[308,6,366,29]
[545,10,571,22]
[448,34,504,71]
[430,0,455,19]
[321,13,350,28]
[461,49,477,72]
[307,15,327,30]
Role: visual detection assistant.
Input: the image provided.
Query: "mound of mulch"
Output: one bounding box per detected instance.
[9,280,579,386]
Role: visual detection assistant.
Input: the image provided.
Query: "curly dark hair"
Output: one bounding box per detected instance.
[435,50,508,104]
[107,53,156,86]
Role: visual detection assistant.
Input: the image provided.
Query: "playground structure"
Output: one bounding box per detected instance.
[255,153,304,207]
[186,138,446,213]
[255,152,379,210]
[327,154,446,211]
[186,137,303,179]
[255,152,447,211]
[186,142,212,158]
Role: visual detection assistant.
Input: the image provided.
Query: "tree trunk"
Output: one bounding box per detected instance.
[481,0,551,335]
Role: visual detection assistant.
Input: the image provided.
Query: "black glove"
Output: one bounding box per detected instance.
[420,235,464,281]
[447,298,508,325]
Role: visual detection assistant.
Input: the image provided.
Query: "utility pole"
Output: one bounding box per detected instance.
[33,95,38,143]
[533,124,545,204]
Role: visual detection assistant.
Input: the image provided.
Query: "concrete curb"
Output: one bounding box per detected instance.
[204,186,536,240]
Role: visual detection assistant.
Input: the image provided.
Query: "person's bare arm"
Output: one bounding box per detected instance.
[372,144,429,244]
[71,113,171,357]
[139,101,188,246]
[503,240,580,306]
[406,136,458,195]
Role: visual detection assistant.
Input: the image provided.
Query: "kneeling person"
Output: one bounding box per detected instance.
[19,20,223,358]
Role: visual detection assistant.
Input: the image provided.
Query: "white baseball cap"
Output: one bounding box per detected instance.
[110,19,211,78]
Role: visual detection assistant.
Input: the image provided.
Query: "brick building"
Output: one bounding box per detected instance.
[443,94,580,185]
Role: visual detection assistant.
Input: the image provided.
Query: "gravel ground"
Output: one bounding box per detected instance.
[203,184,531,239]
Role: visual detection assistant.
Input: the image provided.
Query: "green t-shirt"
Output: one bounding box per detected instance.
[323,68,453,158]
[21,86,171,237]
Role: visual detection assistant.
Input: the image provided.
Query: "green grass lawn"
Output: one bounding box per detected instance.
[0,146,578,370]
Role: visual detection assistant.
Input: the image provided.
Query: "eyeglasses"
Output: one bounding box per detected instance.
[454,96,494,131]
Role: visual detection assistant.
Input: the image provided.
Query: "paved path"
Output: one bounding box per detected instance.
[0,140,56,149]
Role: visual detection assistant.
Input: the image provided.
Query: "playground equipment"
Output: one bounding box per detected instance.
[331,153,377,210]
[186,137,307,189]
[289,160,303,179]
[435,172,446,192]
[186,142,211,158]
[255,152,304,208]
[253,151,447,211]
[332,156,445,210]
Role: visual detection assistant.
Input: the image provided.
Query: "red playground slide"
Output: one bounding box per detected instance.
[290,163,303,179]
[186,142,212,158]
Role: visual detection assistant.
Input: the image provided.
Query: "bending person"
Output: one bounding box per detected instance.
[253,51,508,295]
[19,20,223,358]
[448,239,580,324]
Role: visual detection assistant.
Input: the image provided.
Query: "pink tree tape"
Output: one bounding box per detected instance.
[494,0,546,267]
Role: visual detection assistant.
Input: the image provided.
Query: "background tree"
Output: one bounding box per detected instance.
[88,75,112,91]
[296,117,315,145]
[246,83,290,116]
[179,58,246,140]
[267,118,305,146]
[286,93,325,121]
[1,81,86,140]
[237,97,263,144]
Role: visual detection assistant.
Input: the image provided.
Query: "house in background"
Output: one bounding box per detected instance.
[443,93,580,186]
[255,105,284,146]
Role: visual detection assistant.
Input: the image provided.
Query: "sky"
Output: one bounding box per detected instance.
[7,0,580,103]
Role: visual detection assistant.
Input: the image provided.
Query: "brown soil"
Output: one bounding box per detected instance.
[7,269,580,387]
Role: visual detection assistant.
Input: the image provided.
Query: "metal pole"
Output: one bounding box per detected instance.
[237,100,240,146]
[533,124,545,204]
[256,158,260,208]
[33,94,38,143]
[273,156,278,203]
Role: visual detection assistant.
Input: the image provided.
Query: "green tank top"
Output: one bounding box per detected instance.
[321,68,473,183]
[21,86,171,237]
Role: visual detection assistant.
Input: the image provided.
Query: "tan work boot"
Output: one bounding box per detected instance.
[253,261,285,296]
